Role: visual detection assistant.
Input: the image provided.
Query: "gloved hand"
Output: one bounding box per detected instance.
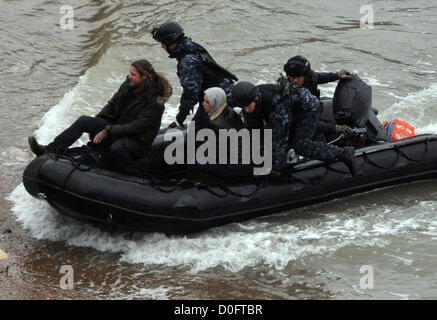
[168,122,178,128]
[93,129,108,144]
[335,124,354,137]
[337,69,354,80]
[176,112,186,126]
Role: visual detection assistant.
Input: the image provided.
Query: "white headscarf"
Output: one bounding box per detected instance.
[204,87,227,116]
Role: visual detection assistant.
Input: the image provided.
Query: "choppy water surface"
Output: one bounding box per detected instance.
[1,0,437,299]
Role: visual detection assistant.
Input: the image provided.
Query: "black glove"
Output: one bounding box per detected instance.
[335,124,354,136]
[337,69,354,80]
[168,122,178,128]
[176,112,186,126]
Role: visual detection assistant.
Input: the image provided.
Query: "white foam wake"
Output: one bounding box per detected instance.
[380,83,437,134]
[8,183,437,273]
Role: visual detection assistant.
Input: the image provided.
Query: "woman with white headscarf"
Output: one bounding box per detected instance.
[202,87,243,131]
[178,87,252,187]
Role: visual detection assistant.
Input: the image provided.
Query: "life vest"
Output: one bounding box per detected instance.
[195,43,238,81]
[383,119,415,142]
[177,40,238,91]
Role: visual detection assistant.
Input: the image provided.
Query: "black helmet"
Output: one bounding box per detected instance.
[151,21,184,46]
[231,81,260,108]
[284,55,311,77]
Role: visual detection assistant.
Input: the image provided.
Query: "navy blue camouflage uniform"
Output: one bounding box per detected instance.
[270,84,343,170]
[303,69,339,99]
[243,84,343,171]
[169,37,235,127]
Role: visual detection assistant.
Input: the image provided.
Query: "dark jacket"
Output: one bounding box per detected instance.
[210,105,244,131]
[96,76,172,158]
[303,70,339,99]
[207,104,247,169]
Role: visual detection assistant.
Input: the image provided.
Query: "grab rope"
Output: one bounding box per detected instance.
[282,138,432,187]
[41,162,83,201]
[49,148,263,197]
[38,138,433,199]
[361,149,401,170]
[396,139,429,163]
[39,147,107,201]
[149,177,179,193]
[147,174,263,198]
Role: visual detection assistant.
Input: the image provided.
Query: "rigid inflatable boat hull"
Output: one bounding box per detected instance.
[23,134,437,234]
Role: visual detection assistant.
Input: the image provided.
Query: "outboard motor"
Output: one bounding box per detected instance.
[333,75,387,143]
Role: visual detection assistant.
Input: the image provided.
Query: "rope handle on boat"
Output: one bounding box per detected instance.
[37,146,107,201]
[361,148,401,170]
[190,178,262,198]
[148,177,179,193]
[41,162,82,201]
[44,138,432,198]
[286,138,432,187]
[396,139,429,163]
[362,139,429,170]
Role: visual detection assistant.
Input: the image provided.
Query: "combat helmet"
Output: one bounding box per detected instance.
[151,21,184,46]
[284,55,311,77]
[231,81,260,108]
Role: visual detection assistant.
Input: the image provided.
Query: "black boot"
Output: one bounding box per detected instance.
[338,147,357,176]
[28,136,48,157]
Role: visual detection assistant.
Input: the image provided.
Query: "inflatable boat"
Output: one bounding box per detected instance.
[22,77,434,234]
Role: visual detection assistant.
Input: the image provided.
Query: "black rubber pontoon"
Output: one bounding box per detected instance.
[22,133,437,234]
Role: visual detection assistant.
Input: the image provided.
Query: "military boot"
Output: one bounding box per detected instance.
[28,136,48,157]
[338,146,357,176]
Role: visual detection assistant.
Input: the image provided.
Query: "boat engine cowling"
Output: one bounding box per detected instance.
[333,75,388,142]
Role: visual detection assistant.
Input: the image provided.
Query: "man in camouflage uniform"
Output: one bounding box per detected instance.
[280,55,355,140]
[269,84,343,171]
[151,21,237,128]
[282,55,354,100]
[232,80,357,176]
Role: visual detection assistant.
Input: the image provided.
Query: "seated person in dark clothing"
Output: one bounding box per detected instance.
[179,87,252,186]
[28,59,172,176]
[203,87,244,132]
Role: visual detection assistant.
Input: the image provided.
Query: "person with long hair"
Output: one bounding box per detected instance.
[28,59,172,175]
